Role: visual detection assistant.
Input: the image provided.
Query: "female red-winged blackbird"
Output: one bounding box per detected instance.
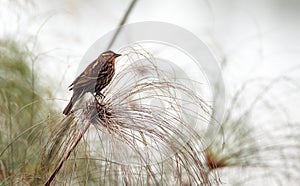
[63,51,121,115]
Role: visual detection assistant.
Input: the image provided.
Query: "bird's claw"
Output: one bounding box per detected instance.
[94,93,105,100]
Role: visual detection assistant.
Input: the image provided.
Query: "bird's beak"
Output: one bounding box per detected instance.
[114,53,122,58]
[111,53,121,62]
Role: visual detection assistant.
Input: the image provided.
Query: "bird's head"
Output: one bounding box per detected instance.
[99,50,122,63]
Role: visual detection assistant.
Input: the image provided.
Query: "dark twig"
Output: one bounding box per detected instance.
[106,0,138,50]
[43,119,91,186]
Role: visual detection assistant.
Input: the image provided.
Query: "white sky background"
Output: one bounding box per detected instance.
[1,0,299,129]
[1,0,299,125]
[1,0,300,184]
[5,1,300,121]
[1,1,299,96]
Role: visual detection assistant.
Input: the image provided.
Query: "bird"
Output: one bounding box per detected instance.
[63,50,121,115]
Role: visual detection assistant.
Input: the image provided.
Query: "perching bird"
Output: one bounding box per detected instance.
[63,50,121,115]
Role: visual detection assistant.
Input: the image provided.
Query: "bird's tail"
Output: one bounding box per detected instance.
[63,94,79,115]
[63,100,73,115]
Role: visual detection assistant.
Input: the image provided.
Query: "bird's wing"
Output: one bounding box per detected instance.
[69,58,104,90]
